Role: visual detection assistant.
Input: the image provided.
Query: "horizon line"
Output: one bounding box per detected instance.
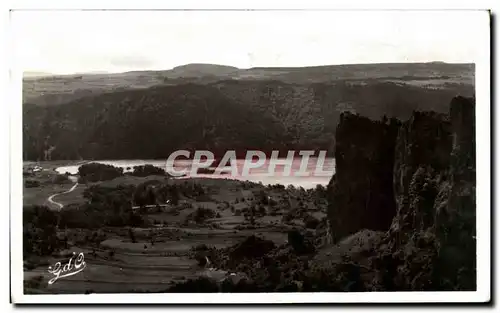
[22,60,475,78]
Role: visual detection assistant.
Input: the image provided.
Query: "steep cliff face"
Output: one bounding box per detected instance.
[379,96,476,291]
[326,96,476,291]
[327,112,400,242]
[378,110,453,290]
[389,111,452,241]
[434,96,476,290]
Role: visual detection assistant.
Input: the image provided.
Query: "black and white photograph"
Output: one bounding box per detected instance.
[7,5,492,304]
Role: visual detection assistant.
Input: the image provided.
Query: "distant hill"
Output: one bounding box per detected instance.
[23,71,55,78]
[23,63,474,106]
[22,78,474,161]
[168,63,239,77]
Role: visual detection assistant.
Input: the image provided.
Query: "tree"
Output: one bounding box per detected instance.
[131,164,166,177]
[304,214,320,229]
[257,190,269,205]
[382,115,388,124]
[23,205,60,257]
[249,206,256,226]
[128,228,137,243]
[147,187,156,205]
[258,205,267,216]
[170,184,180,205]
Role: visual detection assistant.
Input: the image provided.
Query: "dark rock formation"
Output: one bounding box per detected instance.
[434,96,476,290]
[378,110,453,290]
[381,96,475,291]
[327,96,476,291]
[328,112,400,242]
[390,110,452,242]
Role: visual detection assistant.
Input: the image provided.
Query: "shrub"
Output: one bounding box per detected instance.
[59,207,105,229]
[131,164,166,177]
[128,228,137,243]
[304,214,320,229]
[229,235,276,261]
[287,229,315,255]
[24,275,44,289]
[52,174,71,184]
[187,207,216,224]
[24,180,40,188]
[191,244,210,251]
[258,206,267,216]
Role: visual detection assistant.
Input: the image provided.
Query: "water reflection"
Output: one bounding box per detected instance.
[56,158,335,189]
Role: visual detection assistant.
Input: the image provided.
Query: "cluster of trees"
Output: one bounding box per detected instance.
[303,214,321,229]
[23,202,146,259]
[131,180,206,208]
[187,207,217,224]
[22,84,286,160]
[130,164,166,177]
[65,179,209,228]
[132,181,179,208]
[78,163,123,183]
[76,163,168,184]
[24,180,40,188]
[23,205,60,257]
[253,189,274,206]
[168,232,328,293]
[62,184,146,228]
[166,255,366,293]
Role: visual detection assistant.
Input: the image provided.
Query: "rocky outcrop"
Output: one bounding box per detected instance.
[328,112,400,242]
[434,96,476,290]
[376,96,476,291]
[376,110,454,290]
[327,96,476,291]
[389,110,452,241]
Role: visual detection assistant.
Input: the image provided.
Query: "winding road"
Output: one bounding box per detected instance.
[47,176,78,211]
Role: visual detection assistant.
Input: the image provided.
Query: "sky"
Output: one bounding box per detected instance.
[11,10,487,75]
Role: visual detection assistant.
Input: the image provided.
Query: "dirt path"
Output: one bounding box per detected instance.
[47,176,78,210]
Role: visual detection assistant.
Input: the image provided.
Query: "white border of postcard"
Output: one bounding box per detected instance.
[7,0,492,304]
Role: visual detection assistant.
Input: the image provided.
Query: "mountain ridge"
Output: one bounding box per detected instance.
[23,62,474,106]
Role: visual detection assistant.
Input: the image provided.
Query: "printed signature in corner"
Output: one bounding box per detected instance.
[47,252,86,285]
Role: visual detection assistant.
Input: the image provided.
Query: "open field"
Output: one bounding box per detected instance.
[23,164,76,209]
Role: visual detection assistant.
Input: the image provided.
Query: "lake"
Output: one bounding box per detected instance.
[56,158,336,189]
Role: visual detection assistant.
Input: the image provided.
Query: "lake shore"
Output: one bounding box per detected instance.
[46,158,335,189]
